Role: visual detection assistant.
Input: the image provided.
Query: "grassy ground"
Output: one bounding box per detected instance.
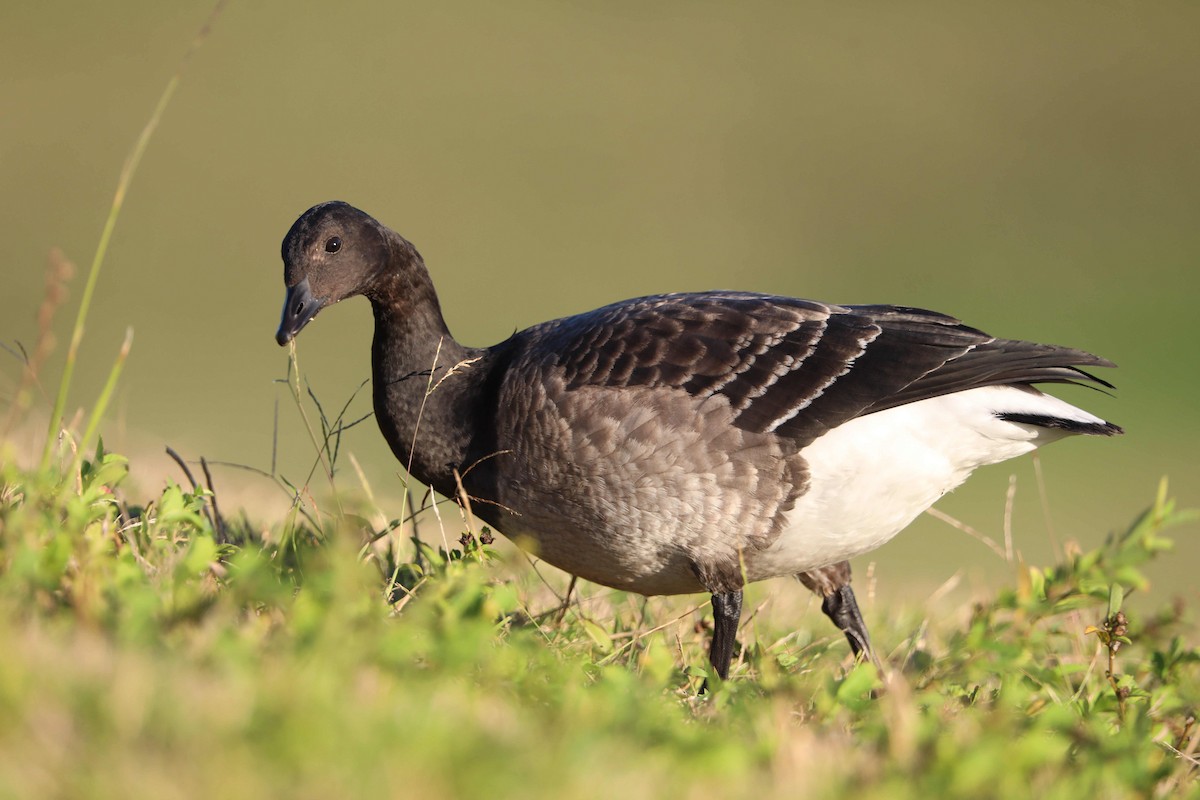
[0,429,1197,798]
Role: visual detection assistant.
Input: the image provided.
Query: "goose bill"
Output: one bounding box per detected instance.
[276,277,325,345]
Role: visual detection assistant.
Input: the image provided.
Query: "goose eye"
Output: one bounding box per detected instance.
[325,236,342,254]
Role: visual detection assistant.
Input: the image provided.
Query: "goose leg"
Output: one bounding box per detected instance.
[708,590,743,683]
[798,562,878,667]
[821,584,875,662]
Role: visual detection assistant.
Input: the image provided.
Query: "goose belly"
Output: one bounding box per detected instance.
[747,386,1099,579]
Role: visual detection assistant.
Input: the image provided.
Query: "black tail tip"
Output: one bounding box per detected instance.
[996,412,1123,436]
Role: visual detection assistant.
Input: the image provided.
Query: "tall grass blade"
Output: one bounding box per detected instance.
[39,0,229,471]
[73,327,134,473]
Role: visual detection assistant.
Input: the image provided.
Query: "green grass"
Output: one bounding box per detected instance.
[0,434,1197,799]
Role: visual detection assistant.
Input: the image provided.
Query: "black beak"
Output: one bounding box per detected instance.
[276,278,325,345]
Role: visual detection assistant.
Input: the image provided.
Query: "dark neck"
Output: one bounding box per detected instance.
[367,256,490,498]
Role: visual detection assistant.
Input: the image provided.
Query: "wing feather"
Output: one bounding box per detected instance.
[526,292,1115,449]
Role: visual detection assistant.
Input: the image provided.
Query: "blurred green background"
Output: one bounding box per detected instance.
[2,1,1197,602]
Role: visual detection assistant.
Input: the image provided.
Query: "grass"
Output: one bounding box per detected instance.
[0,429,1197,799]
[2,10,1198,797]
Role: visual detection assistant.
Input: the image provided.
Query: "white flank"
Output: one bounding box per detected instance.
[749,385,1108,579]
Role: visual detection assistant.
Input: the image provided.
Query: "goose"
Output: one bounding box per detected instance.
[274,201,1121,682]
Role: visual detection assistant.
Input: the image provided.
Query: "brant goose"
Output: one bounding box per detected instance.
[275,201,1122,682]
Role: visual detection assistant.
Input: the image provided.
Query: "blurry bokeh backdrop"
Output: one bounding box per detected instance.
[3,1,1197,601]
